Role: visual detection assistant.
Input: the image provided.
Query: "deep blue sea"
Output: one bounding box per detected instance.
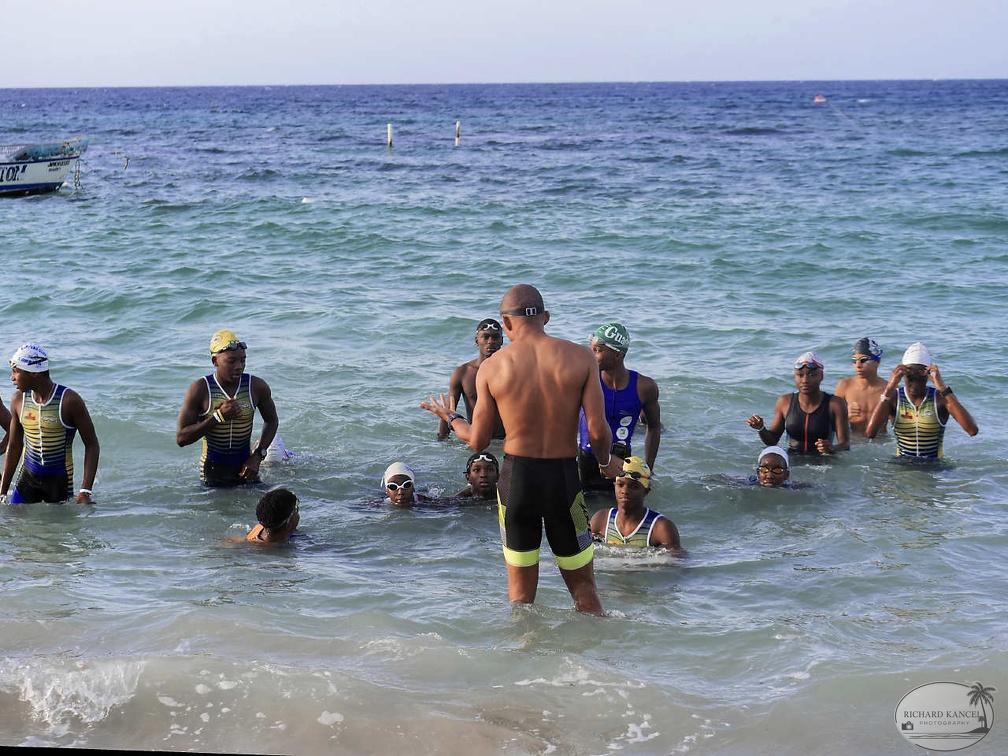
[1,80,1007,754]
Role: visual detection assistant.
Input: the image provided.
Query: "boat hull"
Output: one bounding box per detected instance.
[0,137,88,197]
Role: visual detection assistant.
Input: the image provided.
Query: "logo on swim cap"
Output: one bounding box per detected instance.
[591,322,630,354]
[10,343,49,373]
[793,351,824,370]
[210,329,246,355]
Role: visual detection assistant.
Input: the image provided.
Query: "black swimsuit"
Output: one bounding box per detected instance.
[784,392,833,455]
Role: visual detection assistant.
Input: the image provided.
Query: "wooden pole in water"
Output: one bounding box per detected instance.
[387,124,393,148]
[455,121,461,147]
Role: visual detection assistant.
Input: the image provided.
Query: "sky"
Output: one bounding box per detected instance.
[3,0,1006,87]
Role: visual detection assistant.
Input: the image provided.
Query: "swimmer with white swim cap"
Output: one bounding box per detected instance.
[1,343,100,505]
[866,342,978,457]
[382,462,430,507]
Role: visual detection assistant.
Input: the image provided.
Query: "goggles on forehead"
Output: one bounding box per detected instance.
[617,470,648,481]
[477,322,501,333]
[214,340,247,354]
[467,453,499,472]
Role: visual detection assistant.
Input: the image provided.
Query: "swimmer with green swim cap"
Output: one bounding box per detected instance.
[578,320,662,492]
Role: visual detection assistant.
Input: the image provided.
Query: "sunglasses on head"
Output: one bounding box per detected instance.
[386,480,414,492]
[758,465,787,475]
[215,340,247,353]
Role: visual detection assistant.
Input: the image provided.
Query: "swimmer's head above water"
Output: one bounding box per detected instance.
[382,462,417,507]
[756,446,790,487]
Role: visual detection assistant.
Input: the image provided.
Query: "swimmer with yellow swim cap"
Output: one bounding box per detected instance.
[176,329,279,487]
[589,457,683,553]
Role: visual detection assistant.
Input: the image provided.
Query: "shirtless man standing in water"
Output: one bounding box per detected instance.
[436,318,505,441]
[835,338,888,435]
[422,284,622,614]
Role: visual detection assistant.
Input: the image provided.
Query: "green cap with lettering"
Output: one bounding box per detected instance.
[590,322,630,354]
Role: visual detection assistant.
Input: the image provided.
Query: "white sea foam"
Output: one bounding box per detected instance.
[8,657,144,729]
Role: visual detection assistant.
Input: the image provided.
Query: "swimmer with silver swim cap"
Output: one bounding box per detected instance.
[835,337,889,435]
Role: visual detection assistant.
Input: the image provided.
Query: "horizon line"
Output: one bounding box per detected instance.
[2,76,1007,91]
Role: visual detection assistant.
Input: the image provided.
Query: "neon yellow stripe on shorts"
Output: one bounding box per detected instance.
[502,544,541,567]
[555,543,593,571]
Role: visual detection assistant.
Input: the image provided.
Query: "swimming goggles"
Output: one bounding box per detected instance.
[267,500,299,531]
[477,322,501,332]
[852,357,878,365]
[616,470,649,482]
[757,465,787,475]
[214,340,247,353]
[467,453,499,472]
[386,480,414,492]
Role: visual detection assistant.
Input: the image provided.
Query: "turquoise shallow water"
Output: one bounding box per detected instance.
[1,81,1007,754]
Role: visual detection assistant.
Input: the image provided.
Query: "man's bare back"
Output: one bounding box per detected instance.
[421,285,621,614]
[479,332,599,458]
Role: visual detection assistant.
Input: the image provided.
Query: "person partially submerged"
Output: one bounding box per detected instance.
[590,457,683,554]
[750,445,808,489]
[455,451,500,500]
[381,462,431,507]
[421,284,621,614]
[245,487,300,545]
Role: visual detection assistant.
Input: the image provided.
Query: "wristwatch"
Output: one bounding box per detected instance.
[939,386,954,397]
[257,444,268,459]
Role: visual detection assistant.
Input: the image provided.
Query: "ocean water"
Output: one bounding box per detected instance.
[1,80,1007,754]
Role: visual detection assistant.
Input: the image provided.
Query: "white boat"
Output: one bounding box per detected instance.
[0,136,88,197]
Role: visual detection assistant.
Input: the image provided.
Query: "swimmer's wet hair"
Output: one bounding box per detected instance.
[256,487,298,531]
